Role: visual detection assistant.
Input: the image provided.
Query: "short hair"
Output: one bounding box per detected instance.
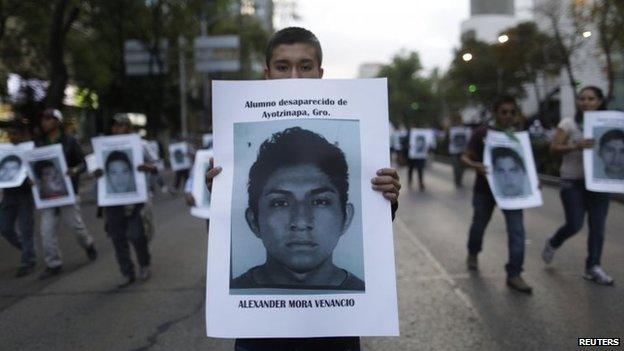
[265,27,322,68]
[248,127,348,219]
[0,155,21,168]
[105,151,132,170]
[599,129,624,151]
[491,147,525,171]
[33,159,56,178]
[492,95,518,112]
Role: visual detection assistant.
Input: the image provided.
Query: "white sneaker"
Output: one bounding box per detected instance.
[541,241,556,264]
[583,266,614,285]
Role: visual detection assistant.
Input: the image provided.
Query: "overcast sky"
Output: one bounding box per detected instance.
[278,0,534,78]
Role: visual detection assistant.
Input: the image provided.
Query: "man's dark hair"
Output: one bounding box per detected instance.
[599,129,624,151]
[492,95,518,112]
[0,155,21,169]
[247,127,348,219]
[33,159,56,178]
[265,27,322,68]
[105,150,132,170]
[491,147,525,171]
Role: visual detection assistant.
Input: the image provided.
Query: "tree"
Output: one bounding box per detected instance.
[571,0,624,103]
[377,51,442,127]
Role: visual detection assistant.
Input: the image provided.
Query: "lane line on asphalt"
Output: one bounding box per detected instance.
[395,216,482,320]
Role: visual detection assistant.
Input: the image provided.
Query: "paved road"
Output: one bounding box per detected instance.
[0,165,622,350]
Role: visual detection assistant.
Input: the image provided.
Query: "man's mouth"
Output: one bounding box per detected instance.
[286,241,318,250]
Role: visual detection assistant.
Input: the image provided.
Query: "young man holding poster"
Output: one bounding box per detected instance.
[36,108,97,280]
[92,115,157,287]
[206,26,400,351]
[461,96,533,294]
[0,119,36,277]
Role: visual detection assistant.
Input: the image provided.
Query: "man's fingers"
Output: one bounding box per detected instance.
[377,168,399,179]
[372,184,399,193]
[383,192,398,203]
[371,176,401,191]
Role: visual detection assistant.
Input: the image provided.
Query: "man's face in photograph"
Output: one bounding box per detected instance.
[0,157,21,181]
[416,136,425,152]
[453,134,466,148]
[493,156,526,197]
[174,149,185,164]
[40,165,65,194]
[247,163,354,274]
[107,158,134,193]
[599,138,624,179]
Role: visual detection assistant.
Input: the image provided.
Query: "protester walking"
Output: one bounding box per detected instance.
[0,118,36,277]
[461,96,533,294]
[36,108,97,280]
[542,86,614,285]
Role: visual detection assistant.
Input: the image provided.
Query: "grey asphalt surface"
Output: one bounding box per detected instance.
[0,164,622,351]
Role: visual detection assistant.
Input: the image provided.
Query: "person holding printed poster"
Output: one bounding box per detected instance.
[542,86,614,285]
[35,108,97,280]
[461,96,533,294]
[92,114,157,288]
[205,27,401,351]
[0,119,37,277]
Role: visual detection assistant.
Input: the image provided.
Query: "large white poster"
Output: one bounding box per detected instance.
[0,142,33,188]
[25,144,76,209]
[92,134,148,206]
[449,126,471,155]
[208,79,398,338]
[583,111,624,193]
[483,131,542,209]
[408,128,429,159]
[190,149,213,219]
[169,142,191,171]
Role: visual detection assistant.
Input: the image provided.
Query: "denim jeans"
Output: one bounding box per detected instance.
[467,192,525,278]
[234,337,360,351]
[549,179,610,269]
[105,204,151,277]
[450,154,465,187]
[40,197,93,268]
[407,158,426,185]
[0,191,36,267]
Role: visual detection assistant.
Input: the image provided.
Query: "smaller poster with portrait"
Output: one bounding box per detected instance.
[146,140,165,171]
[92,134,148,206]
[202,133,214,149]
[190,149,213,219]
[483,131,542,210]
[0,141,33,188]
[168,142,191,171]
[25,144,76,209]
[583,111,624,193]
[408,128,430,159]
[449,126,471,155]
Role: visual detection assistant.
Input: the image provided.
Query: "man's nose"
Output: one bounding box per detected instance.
[289,202,313,231]
[290,68,302,79]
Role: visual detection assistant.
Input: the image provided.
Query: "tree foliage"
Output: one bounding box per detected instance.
[378,50,442,128]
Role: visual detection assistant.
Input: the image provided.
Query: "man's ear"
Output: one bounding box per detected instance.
[340,203,354,235]
[319,67,324,78]
[263,67,270,79]
[245,207,261,237]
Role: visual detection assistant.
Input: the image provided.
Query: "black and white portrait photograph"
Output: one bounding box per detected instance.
[583,111,624,193]
[593,127,624,180]
[30,158,68,200]
[190,149,213,219]
[484,130,542,210]
[104,149,137,194]
[92,134,148,206]
[408,128,430,159]
[490,146,531,198]
[449,126,471,155]
[229,119,364,294]
[25,144,76,209]
[168,142,191,171]
[0,142,33,188]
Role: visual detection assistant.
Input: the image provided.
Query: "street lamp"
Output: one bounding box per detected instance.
[462,53,473,62]
[498,34,509,44]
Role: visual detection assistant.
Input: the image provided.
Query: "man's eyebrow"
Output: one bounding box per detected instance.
[310,187,336,195]
[264,189,293,196]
